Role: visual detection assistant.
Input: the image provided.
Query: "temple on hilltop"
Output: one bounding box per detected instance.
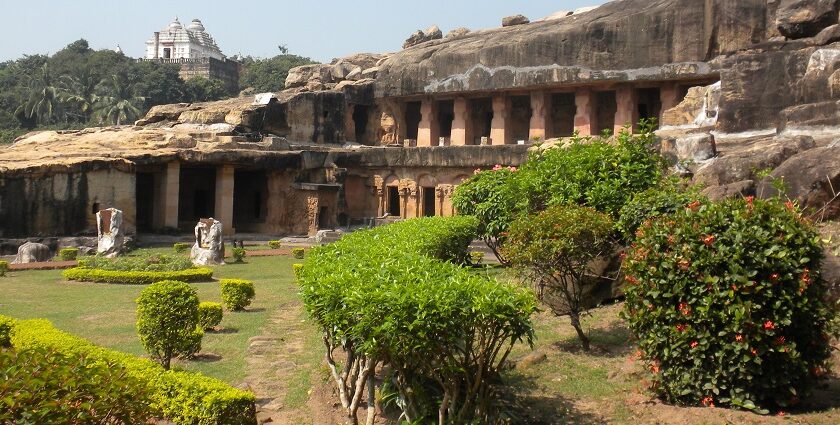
[141,18,239,93]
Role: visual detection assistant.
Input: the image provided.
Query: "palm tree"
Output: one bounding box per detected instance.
[61,70,99,124]
[93,74,145,126]
[15,63,66,125]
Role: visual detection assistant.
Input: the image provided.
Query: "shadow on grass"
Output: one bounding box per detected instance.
[207,327,238,334]
[240,307,266,313]
[553,320,633,358]
[191,353,222,363]
[501,372,608,424]
[792,374,840,414]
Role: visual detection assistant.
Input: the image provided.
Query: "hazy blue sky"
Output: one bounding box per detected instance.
[1,0,606,63]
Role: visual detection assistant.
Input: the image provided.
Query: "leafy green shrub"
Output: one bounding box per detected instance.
[291,247,305,259]
[268,240,281,249]
[80,254,193,272]
[0,346,154,423]
[0,260,7,277]
[221,279,255,311]
[198,302,224,330]
[469,251,485,266]
[63,267,213,285]
[504,205,614,350]
[623,198,835,411]
[58,247,79,261]
[230,247,246,263]
[292,263,304,279]
[616,178,706,241]
[181,327,204,359]
[0,315,15,347]
[299,217,535,423]
[174,242,191,253]
[136,280,201,369]
[8,317,256,424]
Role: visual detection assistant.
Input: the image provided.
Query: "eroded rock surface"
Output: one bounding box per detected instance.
[776,0,839,39]
[12,242,51,264]
[96,208,124,258]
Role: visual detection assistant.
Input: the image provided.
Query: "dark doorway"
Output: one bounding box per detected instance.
[550,93,577,137]
[595,91,617,134]
[233,170,268,231]
[436,100,455,140]
[470,98,493,144]
[179,167,216,225]
[352,105,369,143]
[422,187,436,217]
[405,102,422,140]
[136,172,155,232]
[318,206,330,229]
[510,96,532,143]
[163,48,171,59]
[637,88,662,128]
[387,186,401,216]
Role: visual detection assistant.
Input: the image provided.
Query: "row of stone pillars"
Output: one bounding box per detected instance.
[159,162,236,235]
[410,83,686,147]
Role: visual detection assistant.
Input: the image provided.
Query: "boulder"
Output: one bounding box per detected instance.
[658,132,717,163]
[776,0,838,39]
[445,27,471,38]
[361,67,379,79]
[345,67,363,81]
[661,82,721,128]
[96,208,124,258]
[402,26,443,49]
[701,180,756,201]
[12,242,51,264]
[424,25,443,40]
[757,144,840,218]
[502,14,530,27]
[191,218,225,266]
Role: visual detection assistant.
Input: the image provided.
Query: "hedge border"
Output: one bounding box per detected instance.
[62,267,213,285]
[1,314,256,424]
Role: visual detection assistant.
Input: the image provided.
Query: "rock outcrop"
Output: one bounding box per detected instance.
[284,53,386,90]
[502,15,529,27]
[776,0,839,39]
[757,144,840,217]
[12,242,51,264]
[402,26,443,49]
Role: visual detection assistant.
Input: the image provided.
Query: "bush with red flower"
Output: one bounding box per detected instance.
[622,197,836,412]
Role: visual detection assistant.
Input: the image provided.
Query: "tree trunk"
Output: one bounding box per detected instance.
[569,312,590,351]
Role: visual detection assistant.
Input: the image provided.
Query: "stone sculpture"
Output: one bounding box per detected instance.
[12,241,51,264]
[96,208,124,258]
[191,218,225,266]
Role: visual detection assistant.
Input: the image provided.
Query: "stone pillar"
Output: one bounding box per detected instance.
[574,89,594,136]
[215,165,235,236]
[345,104,357,143]
[417,99,439,147]
[450,98,471,146]
[529,91,548,141]
[615,86,639,134]
[660,83,682,122]
[163,161,180,229]
[490,96,510,145]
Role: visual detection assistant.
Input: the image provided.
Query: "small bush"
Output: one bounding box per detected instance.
[174,242,191,253]
[136,280,201,369]
[58,247,79,261]
[221,279,255,311]
[616,178,706,241]
[292,248,305,259]
[292,263,304,279]
[469,251,485,266]
[623,198,835,411]
[0,315,14,347]
[181,326,204,359]
[8,317,256,424]
[230,247,246,263]
[0,346,154,423]
[268,240,281,249]
[63,267,213,285]
[198,302,224,330]
[80,254,193,272]
[0,260,7,277]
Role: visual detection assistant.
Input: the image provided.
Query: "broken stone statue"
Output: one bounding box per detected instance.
[191,218,225,266]
[12,241,52,264]
[96,208,124,258]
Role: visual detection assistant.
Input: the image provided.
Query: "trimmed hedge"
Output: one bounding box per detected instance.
[174,242,191,253]
[268,241,281,249]
[63,267,213,285]
[6,316,256,424]
[291,248,305,259]
[58,247,79,261]
[220,279,255,311]
[0,315,13,347]
[199,302,224,330]
[0,260,7,277]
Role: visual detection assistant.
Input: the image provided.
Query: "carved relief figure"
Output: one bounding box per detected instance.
[191,218,225,266]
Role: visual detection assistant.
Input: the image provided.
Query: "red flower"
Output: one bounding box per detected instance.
[690,341,699,348]
[678,259,691,271]
[667,234,676,245]
[678,303,692,316]
[625,275,638,285]
[735,334,744,342]
[651,363,660,374]
[801,268,811,285]
[777,411,785,417]
[676,324,687,332]
[688,200,701,211]
[764,321,776,330]
[703,235,716,247]
[745,196,755,205]
[701,396,715,407]
[812,366,826,377]
[775,336,786,345]
[770,273,780,283]
[785,200,795,211]
[751,348,758,356]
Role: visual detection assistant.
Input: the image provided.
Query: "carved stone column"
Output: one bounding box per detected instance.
[615,86,639,134]
[490,96,510,145]
[417,99,439,147]
[574,88,594,136]
[215,165,235,236]
[163,161,180,229]
[450,97,471,146]
[529,91,548,141]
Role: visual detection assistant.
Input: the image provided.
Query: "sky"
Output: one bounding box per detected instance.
[0,0,606,63]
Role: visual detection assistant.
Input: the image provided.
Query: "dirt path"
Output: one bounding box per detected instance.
[242,299,311,425]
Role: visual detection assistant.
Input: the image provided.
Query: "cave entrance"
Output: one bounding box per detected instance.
[387,186,401,217]
[405,101,422,141]
[233,170,268,232]
[637,88,662,128]
[135,172,155,232]
[510,95,532,144]
[318,206,330,229]
[469,98,493,144]
[595,91,617,135]
[352,104,369,143]
[436,100,455,143]
[422,187,436,217]
[550,93,577,137]
[178,167,216,228]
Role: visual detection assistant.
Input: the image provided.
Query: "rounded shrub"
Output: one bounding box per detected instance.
[0,260,8,277]
[616,178,706,241]
[173,242,191,253]
[230,247,246,263]
[58,247,79,261]
[268,240,281,249]
[220,279,255,311]
[198,302,224,330]
[623,197,835,411]
[181,326,204,359]
[291,248,305,259]
[0,315,14,347]
[136,280,201,369]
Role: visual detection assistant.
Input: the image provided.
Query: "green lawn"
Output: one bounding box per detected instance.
[0,249,307,385]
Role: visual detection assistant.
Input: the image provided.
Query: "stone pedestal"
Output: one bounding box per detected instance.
[191,218,225,266]
[529,91,548,141]
[215,165,235,236]
[574,89,594,136]
[163,161,180,229]
[490,96,510,145]
[417,99,439,147]
[615,86,639,134]
[450,98,471,146]
[96,208,124,258]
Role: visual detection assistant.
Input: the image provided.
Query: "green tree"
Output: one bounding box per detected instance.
[131,61,187,110]
[239,53,316,93]
[185,76,228,102]
[15,63,67,125]
[60,70,99,123]
[136,280,201,369]
[94,74,145,125]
